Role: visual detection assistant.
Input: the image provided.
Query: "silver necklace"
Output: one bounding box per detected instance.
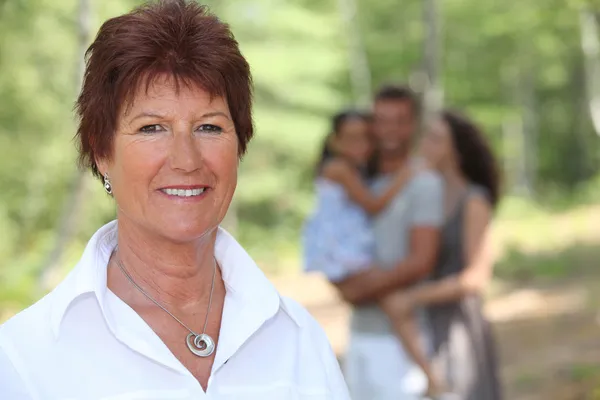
[115,252,216,357]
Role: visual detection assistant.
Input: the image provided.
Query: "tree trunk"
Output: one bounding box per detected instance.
[501,46,536,197]
[501,117,516,191]
[502,116,528,196]
[337,0,372,108]
[520,64,537,195]
[420,0,443,129]
[39,0,92,290]
[580,7,600,137]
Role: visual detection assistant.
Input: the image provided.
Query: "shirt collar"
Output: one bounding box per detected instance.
[50,220,300,339]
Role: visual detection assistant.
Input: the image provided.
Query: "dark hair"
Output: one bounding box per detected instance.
[374,84,420,117]
[316,110,370,174]
[442,110,501,208]
[75,0,253,178]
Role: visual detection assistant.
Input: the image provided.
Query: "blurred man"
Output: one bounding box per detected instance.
[335,85,444,399]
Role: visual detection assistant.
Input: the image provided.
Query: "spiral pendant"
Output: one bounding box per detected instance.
[186,333,215,357]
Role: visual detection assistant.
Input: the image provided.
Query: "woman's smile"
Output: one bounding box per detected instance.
[158,185,211,202]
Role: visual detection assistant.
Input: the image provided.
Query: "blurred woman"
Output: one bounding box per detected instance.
[0,1,349,399]
[400,110,503,399]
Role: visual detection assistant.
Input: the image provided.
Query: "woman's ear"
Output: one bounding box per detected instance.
[96,157,109,178]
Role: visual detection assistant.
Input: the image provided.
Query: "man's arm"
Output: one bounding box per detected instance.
[334,227,441,304]
[334,171,444,304]
[375,226,440,294]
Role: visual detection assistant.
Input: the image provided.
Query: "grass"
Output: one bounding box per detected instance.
[569,364,600,383]
[495,242,600,282]
[560,363,600,399]
[491,193,600,283]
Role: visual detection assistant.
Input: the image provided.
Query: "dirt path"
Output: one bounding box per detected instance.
[271,274,600,399]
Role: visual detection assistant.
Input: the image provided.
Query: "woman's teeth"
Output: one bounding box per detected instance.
[161,188,205,197]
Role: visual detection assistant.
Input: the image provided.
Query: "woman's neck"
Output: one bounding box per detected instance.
[108,217,218,311]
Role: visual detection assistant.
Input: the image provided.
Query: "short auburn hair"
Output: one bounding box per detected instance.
[75,0,253,178]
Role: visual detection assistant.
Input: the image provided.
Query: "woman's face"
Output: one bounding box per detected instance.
[97,76,239,242]
[420,117,457,171]
[333,118,373,167]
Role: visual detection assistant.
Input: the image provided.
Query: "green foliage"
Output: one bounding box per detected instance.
[496,242,600,282]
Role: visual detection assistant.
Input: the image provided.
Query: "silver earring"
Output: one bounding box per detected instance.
[103,172,112,195]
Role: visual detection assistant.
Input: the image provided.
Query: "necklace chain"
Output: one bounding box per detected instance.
[115,251,216,337]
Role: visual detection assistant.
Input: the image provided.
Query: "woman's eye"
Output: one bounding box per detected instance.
[198,124,223,134]
[139,124,164,134]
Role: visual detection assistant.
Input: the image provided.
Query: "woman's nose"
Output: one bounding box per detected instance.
[168,128,204,172]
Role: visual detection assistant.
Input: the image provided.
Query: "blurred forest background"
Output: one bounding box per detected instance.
[2,0,600,397]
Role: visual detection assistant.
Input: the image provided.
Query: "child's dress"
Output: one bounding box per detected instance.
[302,177,375,282]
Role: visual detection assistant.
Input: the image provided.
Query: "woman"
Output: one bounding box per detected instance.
[401,110,503,399]
[0,1,349,399]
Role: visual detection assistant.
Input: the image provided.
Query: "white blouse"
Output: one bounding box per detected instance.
[0,221,350,399]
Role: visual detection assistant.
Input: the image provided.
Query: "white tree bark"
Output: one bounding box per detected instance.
[501,46,536,197]
[337,0,372,108]
[502,116,529,196]
[420,0,443,127]
[520,64,537,195]
[580,7,600,136]
[39,0,92,290]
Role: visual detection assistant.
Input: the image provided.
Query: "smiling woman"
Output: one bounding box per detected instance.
[98,78,240,243]
[0,1,349,399]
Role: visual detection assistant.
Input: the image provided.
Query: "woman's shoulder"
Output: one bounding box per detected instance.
[466,184,492,206]
[279,296,316,325]
[0,289,57,374]
[279,296,330,337]
[1,292,55,335]
[462,185,493,221]
[278,296,341,357]
[0,264,81,350]
[271,296,349,396]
